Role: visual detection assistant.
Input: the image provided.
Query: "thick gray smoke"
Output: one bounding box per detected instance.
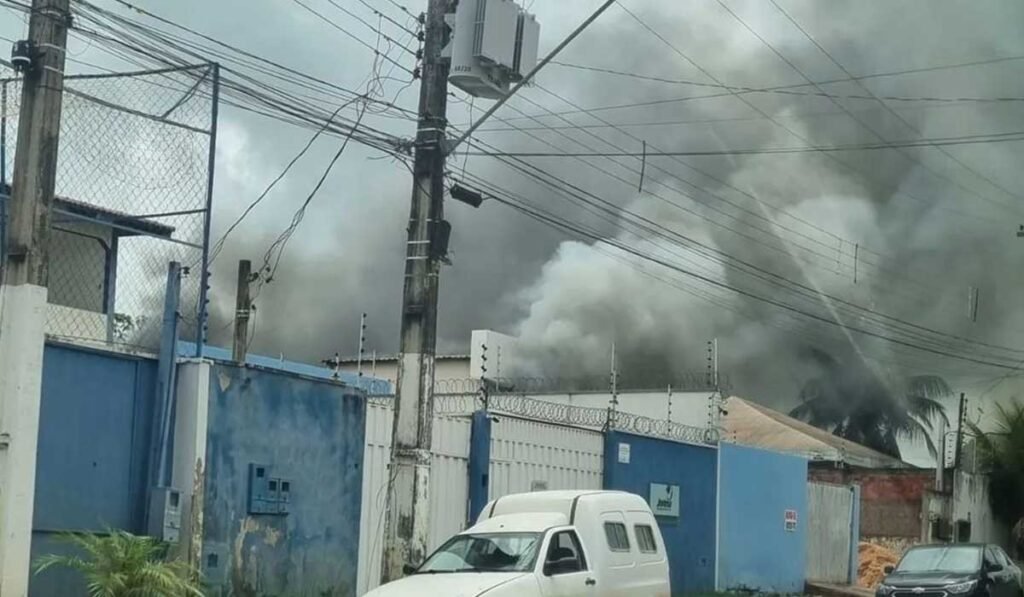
[196,0,1024,406]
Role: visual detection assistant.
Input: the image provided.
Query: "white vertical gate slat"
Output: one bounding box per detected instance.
[357,404,471,595]
[489,416,603,501]
[806,482,855,584]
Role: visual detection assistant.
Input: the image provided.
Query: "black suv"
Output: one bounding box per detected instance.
[878,544,1022,597]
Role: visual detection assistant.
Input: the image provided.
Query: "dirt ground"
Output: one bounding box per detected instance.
[858,542,900,589]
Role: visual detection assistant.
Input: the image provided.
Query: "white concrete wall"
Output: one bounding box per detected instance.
[0,284,48,597]
[338,358,471,389]
[470,329,520,379]
[952,470,1010,546]
[170,360,211,569]
[524,390,714,430]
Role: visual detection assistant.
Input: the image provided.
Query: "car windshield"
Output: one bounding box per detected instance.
[896,546,982,574]
[417,533,542,574]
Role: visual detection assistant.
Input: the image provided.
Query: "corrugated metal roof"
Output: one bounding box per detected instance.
[54,196,175,237]
[723,397,909,469]
[1,185,177,238]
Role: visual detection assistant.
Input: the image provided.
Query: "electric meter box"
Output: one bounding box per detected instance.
[446,0,540,99]
[147,487,182,543]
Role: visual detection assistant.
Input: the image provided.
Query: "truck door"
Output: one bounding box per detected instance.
[538,530,597,597]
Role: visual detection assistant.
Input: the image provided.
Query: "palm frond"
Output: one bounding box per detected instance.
[966,400,1024,524]
[905,392,951,427]
[905,375,954,401]
[34,553,91,575]
[33,529,202,597]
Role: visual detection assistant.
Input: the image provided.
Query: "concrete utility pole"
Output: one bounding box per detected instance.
[232,259,252,364]
[0,0,70,594]
[381,0,451,583]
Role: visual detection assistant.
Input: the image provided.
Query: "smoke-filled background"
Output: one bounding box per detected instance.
[3,0,1024,418]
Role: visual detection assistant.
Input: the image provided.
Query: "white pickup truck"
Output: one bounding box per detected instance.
[365,490,671,597]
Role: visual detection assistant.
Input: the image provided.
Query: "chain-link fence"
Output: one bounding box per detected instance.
[1,64,217,351]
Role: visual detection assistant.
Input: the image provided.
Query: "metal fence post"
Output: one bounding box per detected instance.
[196,63,220,358]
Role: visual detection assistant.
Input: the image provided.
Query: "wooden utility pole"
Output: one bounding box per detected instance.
[381,0,451,583]
[232,259,251,363]
[0,0,70,594]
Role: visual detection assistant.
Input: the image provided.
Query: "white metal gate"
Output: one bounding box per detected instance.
[807,482,856,584]
[358,403,471,595]
[489,416,604,501]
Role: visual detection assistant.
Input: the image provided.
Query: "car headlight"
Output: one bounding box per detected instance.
[877,584,896,596]
[946,580,978,595]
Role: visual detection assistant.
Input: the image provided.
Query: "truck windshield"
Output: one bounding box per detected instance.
[417,533,542,573]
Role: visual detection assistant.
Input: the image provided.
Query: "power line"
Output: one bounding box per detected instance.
[457,165,1023,370]
[482,80,1004,296]
[711,0,1023,216]
[520,82,966,281]
[289,0,415,74]
[69,0,412,152]
[766,0,1024,210]
[461,88,952,320]
[208,97,363,265]
[471,99,996,134]
[481,91,924,294]
[613,1,1015,225]
[254,100,370,290]
[449,92,1024,360]
[380,0,416,19]
[464,130,1024,158]
[321,0,418,55]
[88,0,417,116]
[458,168,1012,377]
[491,51,1024,125]
[476,78,998,307]
[550,60,1024,104]
[455,126,1024,361]
[354,0,419,36]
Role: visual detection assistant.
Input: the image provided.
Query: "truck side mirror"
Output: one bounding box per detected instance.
[402,564,418,576]
[987,563,1004,573]
[544,557,580,576]
[884,566,894,574]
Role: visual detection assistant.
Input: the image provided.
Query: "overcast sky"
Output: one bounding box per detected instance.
[3,0,1024,456]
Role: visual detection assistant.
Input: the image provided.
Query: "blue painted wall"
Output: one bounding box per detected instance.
[31,342,158,596]
[201,363,366,597]
[604,431,718,595]
[718,442,808,593]
[177,341,391,393]
[468,411,492,524]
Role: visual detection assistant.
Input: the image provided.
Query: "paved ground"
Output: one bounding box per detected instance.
[806,581,875,597]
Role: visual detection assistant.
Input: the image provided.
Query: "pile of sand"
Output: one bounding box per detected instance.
[859,542,900,589]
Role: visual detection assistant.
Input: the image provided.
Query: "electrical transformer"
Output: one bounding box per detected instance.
[445,0,540,99]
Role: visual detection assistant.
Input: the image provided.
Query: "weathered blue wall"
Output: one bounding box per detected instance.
[468,410,492,524]
[604,431,718,595]
[31,342,158,596]
[718,442,808,593]
[201,363,366,597]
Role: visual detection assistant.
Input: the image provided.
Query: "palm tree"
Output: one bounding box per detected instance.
[790,347,951,459]
[967,400,1024,558]
[34,529,203,597]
